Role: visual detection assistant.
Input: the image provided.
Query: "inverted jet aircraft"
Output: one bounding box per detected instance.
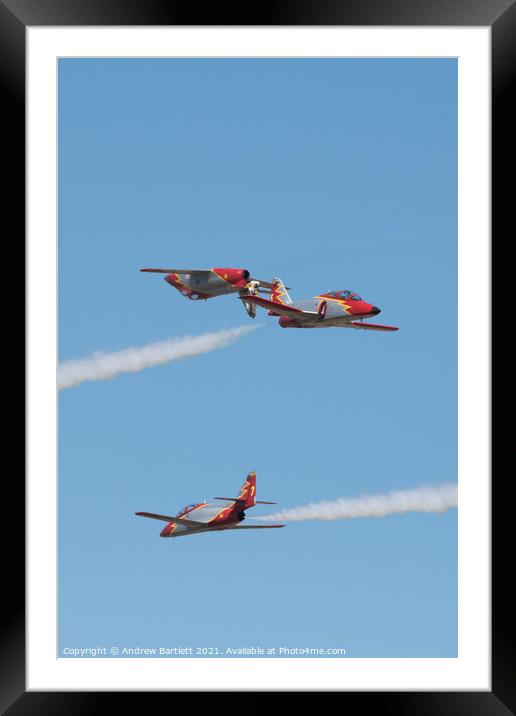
[140,267,281,318]
[135,471,284,539]
[242,279,399,331]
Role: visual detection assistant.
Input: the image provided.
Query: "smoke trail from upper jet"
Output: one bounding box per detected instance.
[58,324,260,390]
[255,483,458,522]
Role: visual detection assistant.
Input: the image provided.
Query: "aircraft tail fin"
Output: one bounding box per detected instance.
[270,278,292,305]
[236,471,257,508]
[269,278,292,315]
[216,473,275,507]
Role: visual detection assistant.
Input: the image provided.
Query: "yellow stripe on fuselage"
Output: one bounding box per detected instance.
[314,296,351,314]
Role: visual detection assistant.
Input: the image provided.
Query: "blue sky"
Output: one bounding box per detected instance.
[58,58,457,658]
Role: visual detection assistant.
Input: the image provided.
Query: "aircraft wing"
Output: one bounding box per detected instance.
[140,268,212,275]
[135,512,210,528]
[229,524,286,529]
[242,295,319,322]
[141,269,284,290]
[347,321,399,332]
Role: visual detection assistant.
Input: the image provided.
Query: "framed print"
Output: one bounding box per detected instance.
[3,0,511,710]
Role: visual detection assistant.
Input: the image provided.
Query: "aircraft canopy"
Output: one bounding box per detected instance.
[326,290,362,300]
[177,504,199,516]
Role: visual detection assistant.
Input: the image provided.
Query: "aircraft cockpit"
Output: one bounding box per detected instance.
[177,503,198,516]
[326,290,362,300]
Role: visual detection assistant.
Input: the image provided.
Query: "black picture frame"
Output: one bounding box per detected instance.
[4,0,510,710]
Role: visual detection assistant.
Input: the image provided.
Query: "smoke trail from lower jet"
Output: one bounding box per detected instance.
[255,483,458,522]
[58,324,259,390]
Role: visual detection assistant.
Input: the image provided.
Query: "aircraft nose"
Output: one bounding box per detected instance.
[371,306,381,315]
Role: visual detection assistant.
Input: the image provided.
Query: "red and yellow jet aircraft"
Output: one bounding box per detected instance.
[135,472,284,539]
[140,267,281,318]
[243,278,399,331]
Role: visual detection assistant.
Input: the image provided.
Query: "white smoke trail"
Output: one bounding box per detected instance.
[58,324,259,390]
[256,483,457,522]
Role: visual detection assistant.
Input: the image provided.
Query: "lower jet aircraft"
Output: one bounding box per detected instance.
[140,266,282,318]
[242,279,399,331]
[135,472,285,538]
